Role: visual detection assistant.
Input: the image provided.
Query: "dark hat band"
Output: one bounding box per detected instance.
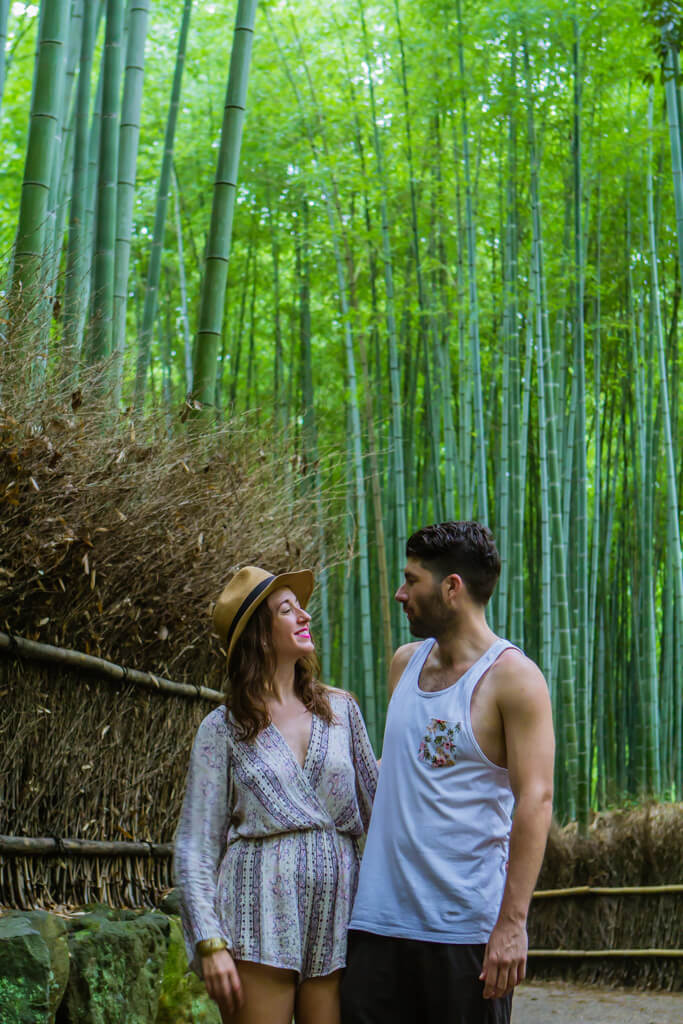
[225,575,275,652]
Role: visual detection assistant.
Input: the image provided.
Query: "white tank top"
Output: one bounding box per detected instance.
[349,637,516,943]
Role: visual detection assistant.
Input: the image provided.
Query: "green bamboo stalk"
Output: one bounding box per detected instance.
[497,63,519,635]
[572,13,590,831]
[647,86,683,793]
[587,175,602,701]
[245,251,257,410]
[524,37,577,819]
[431,113,458,523]
[0,0,9,115]
[7,0,71,341]
[134,0,193,408]
[44,0,82,293]
[624,130,657,798]
[171,164,193,394]
[663,42,683,292]
[456,0,487,521]
[80,51,104,360]
[360,0,407,577]
[297,197,331,684]
[88,0,125,364]
[393,4,440,520]
[266,182,287,433]
[228,227,254,408]
[452,121,473,519]
[192,0,258,410]
[534,292,552,688]
[111,0,150,403]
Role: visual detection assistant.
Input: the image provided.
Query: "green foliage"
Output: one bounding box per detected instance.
[156,919,221,1024]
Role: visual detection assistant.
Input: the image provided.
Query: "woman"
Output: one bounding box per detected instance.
[174,566,378,1024]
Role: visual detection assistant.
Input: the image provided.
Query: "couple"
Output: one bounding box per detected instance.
[174,521,555,1024]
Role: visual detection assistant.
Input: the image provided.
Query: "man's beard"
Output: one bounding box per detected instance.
[407,587,451,638]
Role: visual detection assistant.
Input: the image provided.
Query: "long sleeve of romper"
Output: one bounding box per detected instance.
[345,694,379,831]
[173,707,233,975]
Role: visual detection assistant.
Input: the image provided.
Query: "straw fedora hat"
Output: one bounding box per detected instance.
[213,566,314,664]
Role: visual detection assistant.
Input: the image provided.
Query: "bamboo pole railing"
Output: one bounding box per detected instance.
[532,884,683,897]
[0,835,173,857]
[3,833,683,903]
[0,630,223,703]
[528,949,683,958]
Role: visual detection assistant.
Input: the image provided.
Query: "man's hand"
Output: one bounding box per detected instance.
[202,948,244,1015]
[479,916,528,999]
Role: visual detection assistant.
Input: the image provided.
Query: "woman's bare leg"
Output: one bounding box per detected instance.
[294,969,343,1024]
[217,961,296,1024]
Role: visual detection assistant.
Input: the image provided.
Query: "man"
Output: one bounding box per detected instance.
[341,521,555,1024]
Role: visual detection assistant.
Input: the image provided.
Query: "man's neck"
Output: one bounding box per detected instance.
[432,613,498,670]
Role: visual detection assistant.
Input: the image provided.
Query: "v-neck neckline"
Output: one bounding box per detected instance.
[268,712,318,774]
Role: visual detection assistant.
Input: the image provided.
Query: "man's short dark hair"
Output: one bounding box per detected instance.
[406,521,501,605]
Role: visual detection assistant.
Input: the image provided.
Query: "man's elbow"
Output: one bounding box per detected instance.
[516,784,554,826]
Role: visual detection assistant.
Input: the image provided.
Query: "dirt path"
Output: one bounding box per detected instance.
[512,981,682,1024]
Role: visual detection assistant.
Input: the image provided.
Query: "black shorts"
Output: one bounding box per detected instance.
[340,930,512,1024]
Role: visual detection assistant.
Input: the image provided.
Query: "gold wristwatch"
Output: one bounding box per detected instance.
[196,937,228,957]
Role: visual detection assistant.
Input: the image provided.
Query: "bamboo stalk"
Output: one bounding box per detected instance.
[0,835,172,857]
[88,0,125,364]
[134,0,193,408]
[0,0,9,116]
[0,631,223,703]
[192,0,258,410]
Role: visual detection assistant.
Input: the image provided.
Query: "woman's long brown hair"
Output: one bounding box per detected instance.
[225,599,334,741]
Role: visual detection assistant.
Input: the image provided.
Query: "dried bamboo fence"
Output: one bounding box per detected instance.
[2,632,681,988]
[527,805,683,989]
[1,630,221,908]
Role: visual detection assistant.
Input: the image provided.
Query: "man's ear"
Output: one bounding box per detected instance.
[442,572,464,605]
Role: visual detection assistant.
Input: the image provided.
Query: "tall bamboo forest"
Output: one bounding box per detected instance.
[1,0,682,826]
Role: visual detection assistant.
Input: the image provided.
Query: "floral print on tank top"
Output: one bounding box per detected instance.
[418,717,461,767]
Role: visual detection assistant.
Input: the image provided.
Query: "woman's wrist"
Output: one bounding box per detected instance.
[196,937,228,957]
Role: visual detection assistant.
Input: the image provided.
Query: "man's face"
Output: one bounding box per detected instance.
[395,558,451,637]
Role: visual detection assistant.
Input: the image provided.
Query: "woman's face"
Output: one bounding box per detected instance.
[266,587,314,662]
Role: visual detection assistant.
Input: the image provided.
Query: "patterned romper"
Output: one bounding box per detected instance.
[174,690,378,980]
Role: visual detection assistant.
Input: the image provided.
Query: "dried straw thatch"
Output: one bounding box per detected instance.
[1,384,340,909]
[0,387,335,686]
[528,805,683,990]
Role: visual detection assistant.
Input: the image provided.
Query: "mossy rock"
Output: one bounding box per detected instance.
[0,916,52,1024]
[62,910,170,1024]
[156,917,221,1024]
[158,888,181,917]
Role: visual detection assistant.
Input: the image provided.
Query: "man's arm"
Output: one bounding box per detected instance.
[479,654,555,1000]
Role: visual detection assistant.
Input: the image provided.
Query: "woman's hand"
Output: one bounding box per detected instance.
[202,948,244,1015]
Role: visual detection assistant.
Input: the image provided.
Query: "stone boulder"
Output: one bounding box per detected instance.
[0,912,69,1024]
[61,909,170,1024]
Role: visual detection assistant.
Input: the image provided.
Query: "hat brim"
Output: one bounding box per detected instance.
[225,569,314,664]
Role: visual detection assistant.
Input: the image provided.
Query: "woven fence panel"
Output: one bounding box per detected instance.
[1,656,215,908]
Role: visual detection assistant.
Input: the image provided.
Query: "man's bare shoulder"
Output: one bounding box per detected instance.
[388,642,422,695]
[392,641,422,667]
[489,647,551,708]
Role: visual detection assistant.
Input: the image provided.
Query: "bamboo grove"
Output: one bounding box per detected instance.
[1,0,682,825]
